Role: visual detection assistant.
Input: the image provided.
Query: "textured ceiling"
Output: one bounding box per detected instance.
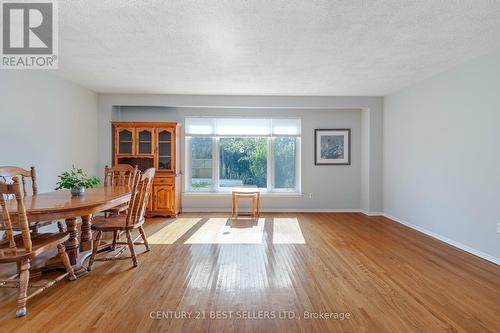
[55,0,500,95]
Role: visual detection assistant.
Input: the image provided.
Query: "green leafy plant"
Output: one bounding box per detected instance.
[192,180,211,189]
[55,166,100,190]
[219,138,268,188]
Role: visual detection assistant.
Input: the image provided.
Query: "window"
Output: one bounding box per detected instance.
[186,118,301,193]
[273,137,296,189]
[219,137,268,188]
[190,137,213,190]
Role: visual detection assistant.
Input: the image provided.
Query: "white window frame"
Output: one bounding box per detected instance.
[185,118,301,195]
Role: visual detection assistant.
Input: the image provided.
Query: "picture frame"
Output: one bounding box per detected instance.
[314,129,351,165]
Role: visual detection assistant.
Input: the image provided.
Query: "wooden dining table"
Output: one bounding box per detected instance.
[2,186,131,276]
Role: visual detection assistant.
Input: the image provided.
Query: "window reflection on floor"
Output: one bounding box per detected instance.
[185,218,265,244]
[185,246,295,291]
[272,218,306,244]
[146,216,307,245]
[147,218,202,244]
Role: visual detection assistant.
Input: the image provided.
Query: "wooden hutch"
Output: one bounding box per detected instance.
[112,122,181,217]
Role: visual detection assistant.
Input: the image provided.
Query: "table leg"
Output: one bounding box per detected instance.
[235,195,239,217]
[65,217,91,277]
[64,217,79,265]
[252,197,256,217]
[80,214,93,252]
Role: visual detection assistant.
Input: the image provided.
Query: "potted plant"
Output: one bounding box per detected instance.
[55,166,100,196]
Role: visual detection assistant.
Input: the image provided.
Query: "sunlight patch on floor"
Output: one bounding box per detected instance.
[185,218,265,244]
[273,218,306,244]
[147,218,202,244]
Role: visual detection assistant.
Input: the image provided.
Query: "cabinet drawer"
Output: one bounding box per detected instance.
[154,176,174,185]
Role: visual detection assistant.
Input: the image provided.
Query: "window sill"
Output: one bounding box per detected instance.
[183,191,303,198]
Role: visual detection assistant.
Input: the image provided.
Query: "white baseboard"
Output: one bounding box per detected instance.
[181,208,364,213]
[360,211,384,216]
[181,208,385,216]
[384,213,500,266]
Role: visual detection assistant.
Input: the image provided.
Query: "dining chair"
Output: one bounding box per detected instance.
[103,164,138,217]
[87,168,155,270]
[0,177,76,317]
[104,164,138,187]
[0,166,63,233]
[0,166,38,196]
[102,164,139,250]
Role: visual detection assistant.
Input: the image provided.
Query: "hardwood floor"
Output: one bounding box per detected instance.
[1,213,499,332]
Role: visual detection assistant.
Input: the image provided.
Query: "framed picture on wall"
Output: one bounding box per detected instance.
[314,129,351,165]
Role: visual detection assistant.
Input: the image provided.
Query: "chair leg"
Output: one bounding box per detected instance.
[58,244,77,281]
[87,231,102,272]
[126,231,138,267]
[16,259,30,317]
[139,226,151,252]
[111,230,118,251]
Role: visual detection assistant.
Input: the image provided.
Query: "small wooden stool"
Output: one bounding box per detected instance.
[231,190,261,218]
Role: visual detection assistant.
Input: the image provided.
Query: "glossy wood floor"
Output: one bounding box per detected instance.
[1,213,500,332]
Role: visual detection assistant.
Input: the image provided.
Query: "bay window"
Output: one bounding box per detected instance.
[185,118,301,193]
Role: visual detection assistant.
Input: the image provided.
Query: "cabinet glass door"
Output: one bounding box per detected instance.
[118,128,134,154]
[137,128,154,155]
[157,129,173,171]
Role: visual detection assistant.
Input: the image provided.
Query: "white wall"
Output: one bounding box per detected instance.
[0,71,99,192]
[384,49,500,262]
[116,106,362,211]
[98,94,384,213]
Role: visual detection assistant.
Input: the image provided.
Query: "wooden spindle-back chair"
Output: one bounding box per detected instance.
[88,168,155,270]
[0,166,61,233]
[104,164,138,187]
[0,166,38,196]
[0,177,76,317]
[103,164,138,218]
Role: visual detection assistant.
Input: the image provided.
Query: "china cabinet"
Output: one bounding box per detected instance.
[112,122,181,217]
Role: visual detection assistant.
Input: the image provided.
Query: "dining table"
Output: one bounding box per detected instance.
[2,185,132,276]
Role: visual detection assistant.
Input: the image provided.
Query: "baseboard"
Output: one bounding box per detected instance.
[384,213,500,266]
[181,208,365,213]
[182,208,385,216]
[360,210,384,216]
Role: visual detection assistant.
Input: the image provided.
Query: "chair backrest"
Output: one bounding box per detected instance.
[0,177,32,251]
[125,168,155,227]
[0,166,38,196]
[104,164,138,187]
